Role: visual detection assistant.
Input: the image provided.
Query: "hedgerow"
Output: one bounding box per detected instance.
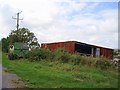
[52,48,70,63]
[26,48,115,70]
[26,48,53,61]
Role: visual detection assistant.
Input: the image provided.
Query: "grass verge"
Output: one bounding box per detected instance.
[2,53,118,88]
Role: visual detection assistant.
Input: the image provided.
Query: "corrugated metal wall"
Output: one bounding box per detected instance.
[100,47,113,59]
[41,41,113,59]
[41,41,76,53]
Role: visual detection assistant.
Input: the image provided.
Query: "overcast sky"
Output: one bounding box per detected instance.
[0,0,118,49]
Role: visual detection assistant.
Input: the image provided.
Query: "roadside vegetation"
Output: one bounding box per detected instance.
[2,48,119,88]
[25,48,117,70]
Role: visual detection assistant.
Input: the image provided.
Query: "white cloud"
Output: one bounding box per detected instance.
[0,0,118,49]
[59,2,87,14]
[55,7,118,48]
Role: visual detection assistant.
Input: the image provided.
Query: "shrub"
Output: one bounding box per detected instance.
[53,48,70,63]
[95,58,111,70]
[27,48,53,61]
[25,47,115,70]
[52,48,63,61]
[70,54,82,65]
[80,56,88,66]
[86,56,97,67]
[60,52,70,63]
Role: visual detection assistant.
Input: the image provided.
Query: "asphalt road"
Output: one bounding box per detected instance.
[2,65,27,88]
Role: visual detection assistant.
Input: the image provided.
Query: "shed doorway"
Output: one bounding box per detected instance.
[75,43,92,55]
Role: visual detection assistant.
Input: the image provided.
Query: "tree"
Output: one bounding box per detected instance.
[9,28,39,49]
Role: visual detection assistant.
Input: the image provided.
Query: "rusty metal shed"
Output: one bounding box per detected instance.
[41,41,113,59]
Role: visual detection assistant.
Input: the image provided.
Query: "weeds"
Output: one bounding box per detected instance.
[96,58,111,70]
[70,54,82,65]
[26,48,115,70]
[53,48,70,63]
[26,48,53,61]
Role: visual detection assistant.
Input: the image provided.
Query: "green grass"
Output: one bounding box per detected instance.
[2,53,118,88]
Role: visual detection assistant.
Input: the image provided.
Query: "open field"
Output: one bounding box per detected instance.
[2,53,118,88]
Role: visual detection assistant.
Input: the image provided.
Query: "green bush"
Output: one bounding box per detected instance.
[70,54,96,66]
[80,56,88,66]
[25,47,114,70]
[86,56,97,67]
[70,54,82,65]
[27,48,53,61]
[53,48,70,63]
[61,52,70,63]
[95,58,111,70]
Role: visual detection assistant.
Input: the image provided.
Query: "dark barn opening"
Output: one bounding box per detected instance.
[75,42,92,55]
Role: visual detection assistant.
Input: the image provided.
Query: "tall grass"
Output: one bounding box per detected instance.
[25,48,116,70]
[53,48,70,63]
[26,48,53,61]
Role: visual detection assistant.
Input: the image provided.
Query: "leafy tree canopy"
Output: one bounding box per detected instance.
[1,27,40,52]
[9,28,39,48]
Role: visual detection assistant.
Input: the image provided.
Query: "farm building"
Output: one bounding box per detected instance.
[41,41,113,59]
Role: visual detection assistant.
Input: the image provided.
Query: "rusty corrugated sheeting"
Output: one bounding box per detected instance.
[41,41,75,53]
[41,41,113,59]
[100,47,113,59]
